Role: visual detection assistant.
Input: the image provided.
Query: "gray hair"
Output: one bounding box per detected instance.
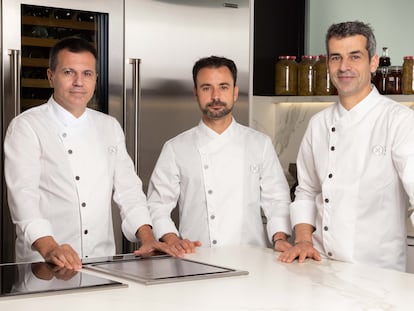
[325,21,376,59]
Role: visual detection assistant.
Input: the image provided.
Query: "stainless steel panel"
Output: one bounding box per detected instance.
[124,0,250,191]
[1,0,251,261]
[84,255,248,285]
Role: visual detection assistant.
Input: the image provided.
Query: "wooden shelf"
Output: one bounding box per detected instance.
[22,36,58,47]
[22,16,95,31]
[22,57,49,67]
[22,78,50,88]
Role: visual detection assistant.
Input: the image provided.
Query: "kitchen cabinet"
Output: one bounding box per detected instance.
[253,0,305,96]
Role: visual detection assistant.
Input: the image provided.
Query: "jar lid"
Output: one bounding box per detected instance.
[404,56,414,60]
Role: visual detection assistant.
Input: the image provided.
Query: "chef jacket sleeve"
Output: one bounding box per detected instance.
[260,136,292,242]
[290,121,319,229]
[111,121,152,242]
[147,142,181,241]
[4,117,54,249]
[390,106,414,225]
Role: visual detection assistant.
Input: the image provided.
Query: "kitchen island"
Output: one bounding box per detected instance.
[1,245,413,310]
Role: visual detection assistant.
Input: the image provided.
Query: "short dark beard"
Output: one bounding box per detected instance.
[201,100,233,120]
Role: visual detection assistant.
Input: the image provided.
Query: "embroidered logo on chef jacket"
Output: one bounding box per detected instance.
[372,145,386,156]
[108,146,117,154]
[250,164,260,174]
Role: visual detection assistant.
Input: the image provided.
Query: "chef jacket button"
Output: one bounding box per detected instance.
[75,176,80,181]
[328,173,333,178]
[62,132,67,138]
[324,226,328,231]
[81,202,86,207]
[212,240,217,245]
[210,215,215,220]
[324,198,329,203]
[68,149,73,154]
[84,230,88,235]
[330,146,335,151]
[204,165,209,169]
[331,127,336,132]
[328,252,333,256]
[208,190,213,195]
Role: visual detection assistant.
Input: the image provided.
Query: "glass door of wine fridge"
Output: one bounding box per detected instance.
[1,0,124,264]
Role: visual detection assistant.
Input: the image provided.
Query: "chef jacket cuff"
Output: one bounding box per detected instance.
[290,200,316,228]
[266,220,292,243]
[26,219,54,248]
[152,219,180,242]
[122,211,152,243]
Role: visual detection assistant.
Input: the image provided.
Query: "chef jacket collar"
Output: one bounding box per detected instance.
[48,96,89,127]
[198,117,236,139]
[334,86,379,127]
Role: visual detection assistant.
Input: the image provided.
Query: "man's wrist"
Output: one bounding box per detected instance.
[272,238,287,248]
[294,240,313,245]
[136,224,156,244]
[272,232,288,248]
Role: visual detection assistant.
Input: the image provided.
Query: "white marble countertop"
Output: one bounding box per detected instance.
[1,245,414,311]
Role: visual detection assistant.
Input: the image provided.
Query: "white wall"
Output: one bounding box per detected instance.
[307,0,414,66]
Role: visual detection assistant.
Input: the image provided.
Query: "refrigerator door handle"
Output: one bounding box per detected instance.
[128,58,142,173]
[8,49,21,117]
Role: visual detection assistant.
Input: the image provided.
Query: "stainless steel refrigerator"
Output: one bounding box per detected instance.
[1,0,250,263]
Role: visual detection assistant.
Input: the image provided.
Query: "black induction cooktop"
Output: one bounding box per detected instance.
[0,261,125,299]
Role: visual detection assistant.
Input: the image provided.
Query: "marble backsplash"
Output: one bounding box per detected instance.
[251,96,414,176]
[251,95,414,236]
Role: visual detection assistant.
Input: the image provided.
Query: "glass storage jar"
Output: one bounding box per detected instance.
[314,55,335,95]
[297,55,317,96]
[373,66,388,94]
[402,56,414,94]
[275,55,297,95]
[385,66,402,94]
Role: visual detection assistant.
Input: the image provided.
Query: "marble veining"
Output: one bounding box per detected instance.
[252,97,414,176]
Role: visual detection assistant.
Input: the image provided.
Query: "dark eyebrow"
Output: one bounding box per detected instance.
[329,50,363,58]
[329,53,341,57]
[199,82,231,88]
[199,83,212,88]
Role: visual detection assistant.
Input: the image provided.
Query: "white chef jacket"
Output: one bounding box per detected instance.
[148,118,291,247]
[4,97,151,263]
[291,87,414,271]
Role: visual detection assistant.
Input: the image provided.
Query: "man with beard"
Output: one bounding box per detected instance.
[147,56,292,253]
